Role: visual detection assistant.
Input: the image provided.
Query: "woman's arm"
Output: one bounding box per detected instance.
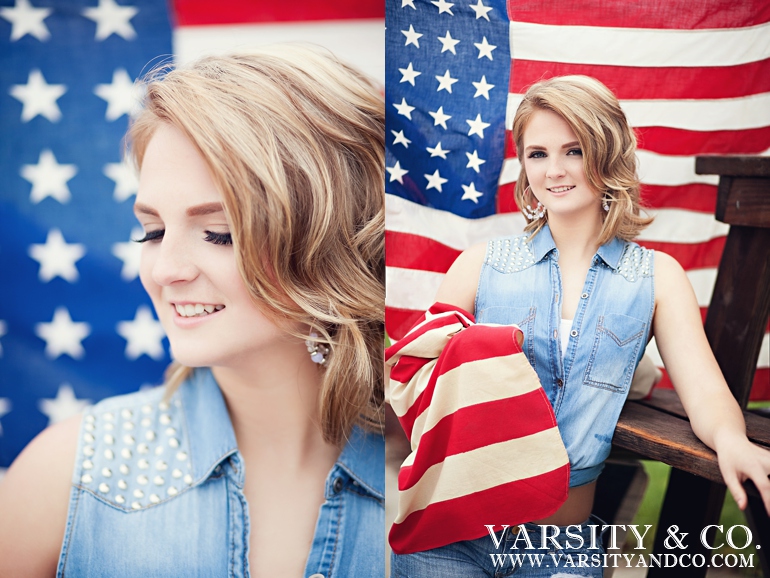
[433,242,487,315]
[0,415,80,577]
[652,251,770,513]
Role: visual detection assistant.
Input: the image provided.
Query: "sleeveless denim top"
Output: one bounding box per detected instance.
[475,225,654,487]
[57,368,385,577]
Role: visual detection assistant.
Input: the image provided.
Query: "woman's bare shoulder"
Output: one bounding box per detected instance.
[0,414,81,577]
[434,241,488,315]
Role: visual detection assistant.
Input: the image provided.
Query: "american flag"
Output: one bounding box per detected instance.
[0,0,384,477]
[384,0,770,400]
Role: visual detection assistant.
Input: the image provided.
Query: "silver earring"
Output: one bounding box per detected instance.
[521,186,546,220]
[305,331,330,366]
[602,196,610,212]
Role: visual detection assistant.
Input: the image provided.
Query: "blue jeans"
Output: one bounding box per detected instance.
[391,516,607,577]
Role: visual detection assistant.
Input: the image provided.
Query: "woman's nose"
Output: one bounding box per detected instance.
[149,232,198,286]
[546,157,566,179]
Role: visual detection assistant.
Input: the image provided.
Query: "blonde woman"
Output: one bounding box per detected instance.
[390,76,770,577]
[0,45,385,578]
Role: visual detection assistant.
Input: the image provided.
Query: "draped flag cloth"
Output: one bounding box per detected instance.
[385,302,569,554]
[384,0,770,399]
[0,0,383,475]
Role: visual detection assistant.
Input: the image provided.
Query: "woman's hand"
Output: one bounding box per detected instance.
[714,430,770,515]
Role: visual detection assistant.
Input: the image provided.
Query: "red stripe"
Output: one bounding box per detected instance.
[386,307,424,341]
[398,390,558,490]
[640,184,717,213]
[390,465,570,554]
[635,127,770,157]
[638,238,726,271]
[172,0,383,26]
[385,231,460,273]
[507,0,770,29]
[390,355,433,385]
[510,59,770,101]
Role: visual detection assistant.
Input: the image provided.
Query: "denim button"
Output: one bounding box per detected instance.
[581,292,589,299]
[309,574,325,578]
[556,379,563,387]
[333,477,344,493]
[570,329,578,337]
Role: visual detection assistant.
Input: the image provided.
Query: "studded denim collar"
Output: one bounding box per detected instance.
[528,223,627,271]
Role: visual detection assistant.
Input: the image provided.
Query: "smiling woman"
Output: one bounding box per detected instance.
[0,45,385,578]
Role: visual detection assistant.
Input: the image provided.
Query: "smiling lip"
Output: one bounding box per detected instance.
[170,302,225,327]
[548,185,575,195]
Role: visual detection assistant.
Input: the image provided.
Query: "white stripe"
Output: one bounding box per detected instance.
[510,21,770,67]
[506,92,770,133]
[385,266,719,312]
[386,267,444,310]
[637,210,729,244]
[174,20,385,85]
[500,151,720,188]
[386,193,525,249]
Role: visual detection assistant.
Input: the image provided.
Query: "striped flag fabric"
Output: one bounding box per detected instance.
[386,302,569,554]
[384,0,770,400]
[0,0,383,476]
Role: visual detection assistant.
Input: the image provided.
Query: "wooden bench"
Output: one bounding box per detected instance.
[610,156,770,578]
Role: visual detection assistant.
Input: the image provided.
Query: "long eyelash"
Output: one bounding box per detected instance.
[133,230,164,243]
[204,231,232,245]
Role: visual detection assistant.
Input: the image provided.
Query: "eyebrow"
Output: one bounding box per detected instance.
[133,202,225,217]
[524,141,581,153]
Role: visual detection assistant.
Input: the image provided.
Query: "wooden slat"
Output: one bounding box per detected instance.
[695,155,770,178]
[717,178,770,227]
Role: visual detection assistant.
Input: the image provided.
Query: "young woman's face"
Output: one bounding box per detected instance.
[521,109,601,219]
[134,124,286,369]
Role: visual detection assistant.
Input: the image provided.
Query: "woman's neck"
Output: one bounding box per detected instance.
[211,339,339,470]
[546,209,604,262]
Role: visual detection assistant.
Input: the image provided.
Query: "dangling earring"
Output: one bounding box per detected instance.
[305,330,330,366]
[602,195,610,212]
[521,186,546,220]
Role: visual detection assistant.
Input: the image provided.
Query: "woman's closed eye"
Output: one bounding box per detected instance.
[134,229,164,243]
[133,230,232,245]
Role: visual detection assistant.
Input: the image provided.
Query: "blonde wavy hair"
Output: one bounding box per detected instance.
[512,75,652,244]
[127,45,385,445]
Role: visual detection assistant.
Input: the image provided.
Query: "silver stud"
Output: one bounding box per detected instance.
[158,401,169,411]
[98,483,109,493]
[154,446,164,456]
[153,476,165,486]
[121,448,132,459]
[81,474,93,484]
[149,494,160,504]
[103,412,114,421]
[176,452,187,462]
[122,421,134,431]
[104,434,115,445]
[133,489,144,498]
[115,495,125,504]
[104,422,114,431]
[168,438,180,448]
[101,467,112,478]
[165,427,176,436]
[167,486,178,496]
[172,469,183,479]
[119,464,130,475]
[137,475,148,485]
[131,502,141,510]
[83,459,94,470]
[141,404,152,415]
[104,449,114,460]
[84,433,95,443]
[159,414,171,425]
[140,418,151,428]
[123,435,134,445]
[85,414,95,423]
[137,443,149,454]
[121,409,133,419]
[138,459,149,469]
[118,479,128,490]
[145,431,156,442]
[183,474,193,485]
[156,461,168,471]
[83,446,95,457]
[84,422,95,432]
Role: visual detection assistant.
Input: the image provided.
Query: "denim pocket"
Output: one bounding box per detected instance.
[583,313,645,393]
[479,306,537,371]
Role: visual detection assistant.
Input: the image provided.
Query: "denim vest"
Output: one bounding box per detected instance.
[57,368,385,577]
[475,225,654,487]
